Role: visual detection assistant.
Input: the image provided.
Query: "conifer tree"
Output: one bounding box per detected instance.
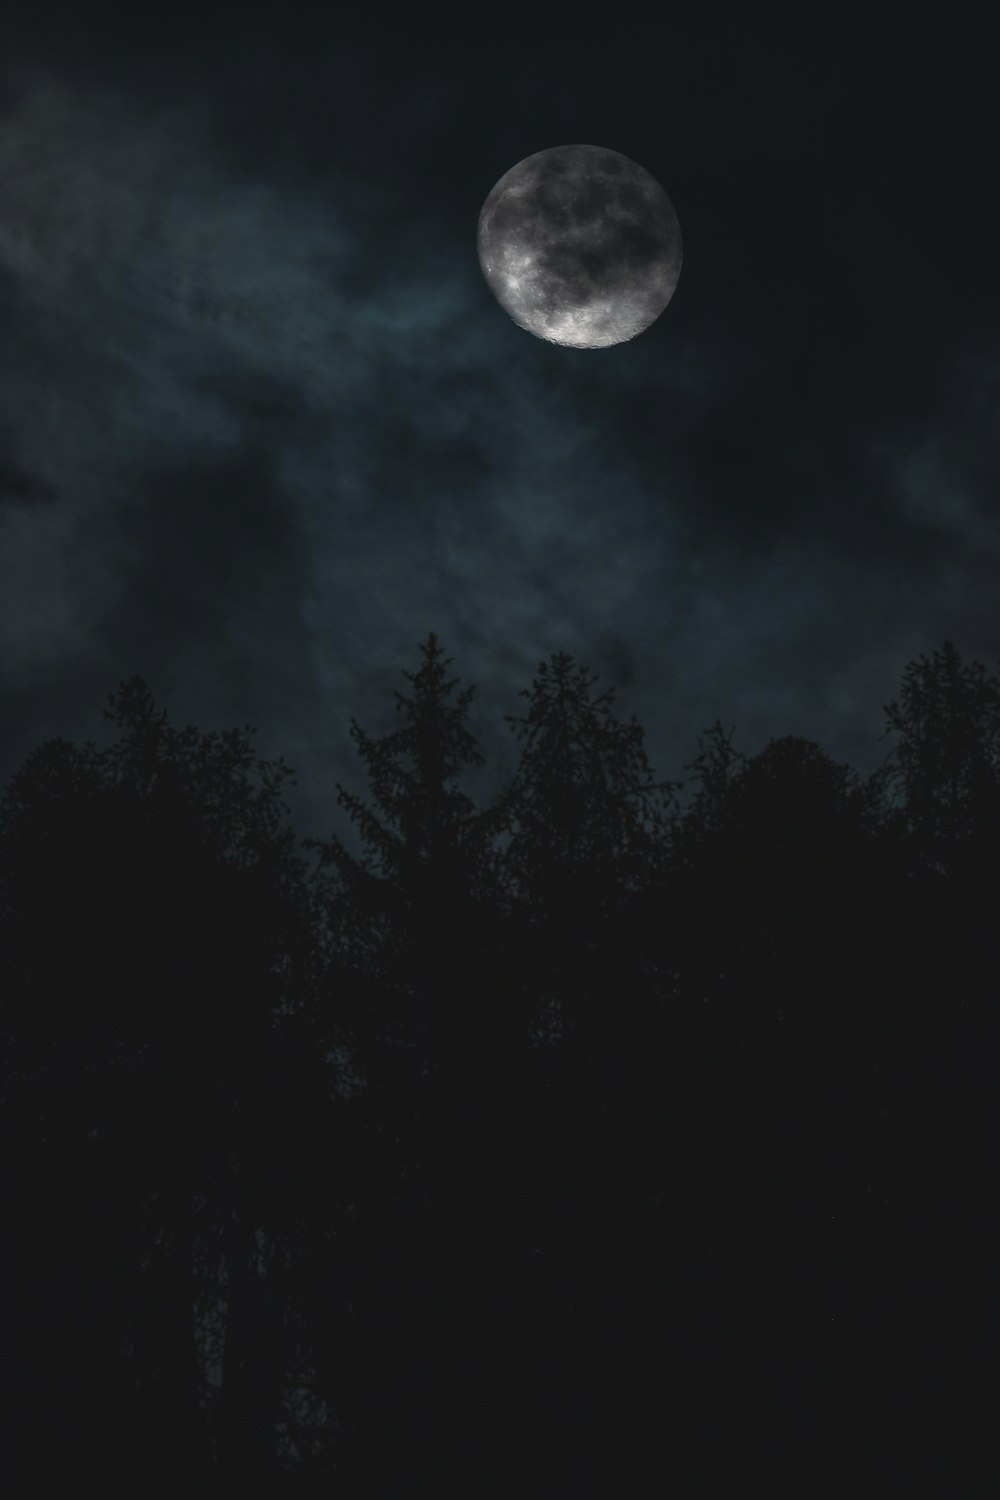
[303,641,516,1484]
[497,650,675,1070]
[306,633,510,1075]
[873,641,1000,1030]
[877,639,1000,878]
[503,652,673,916]
[1,679,327,1494]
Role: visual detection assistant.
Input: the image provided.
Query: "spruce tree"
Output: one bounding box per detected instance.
[307,632,508,1072]
[877,639,1000,879]
[501,651,674,1039]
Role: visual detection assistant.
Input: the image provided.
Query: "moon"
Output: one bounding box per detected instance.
[477,144,682,349]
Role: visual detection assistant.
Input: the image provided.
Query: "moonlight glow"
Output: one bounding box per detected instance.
[477,144,682,349]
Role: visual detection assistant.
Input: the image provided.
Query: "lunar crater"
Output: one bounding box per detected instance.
[477,143,681,349]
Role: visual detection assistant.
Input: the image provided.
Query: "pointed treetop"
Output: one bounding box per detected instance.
[308,635,504,897]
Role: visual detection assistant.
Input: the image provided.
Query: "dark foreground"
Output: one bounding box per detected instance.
[3,638,997,1496]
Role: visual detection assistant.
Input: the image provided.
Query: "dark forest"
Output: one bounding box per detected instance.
[3,636,997,1495]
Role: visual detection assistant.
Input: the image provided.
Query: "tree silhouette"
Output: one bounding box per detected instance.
[868,643,1000,1391]
[502,651,675,1044]
[3,636,997,1494]
[303,635,518,1490]
[876,638,1000,885]
[504,652,671,896]
[677,730,882,1004]
[305,634,515,1084]
[1,679,331,1496]
[465,654,683,1484]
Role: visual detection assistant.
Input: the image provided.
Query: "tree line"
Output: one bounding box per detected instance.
[3,636,998,1496]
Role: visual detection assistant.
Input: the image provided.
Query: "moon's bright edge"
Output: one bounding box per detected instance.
[477,144,682,348]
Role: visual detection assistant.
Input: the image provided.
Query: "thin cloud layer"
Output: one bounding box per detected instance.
[2,17,999,836]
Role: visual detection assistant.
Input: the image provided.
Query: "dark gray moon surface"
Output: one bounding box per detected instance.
[477,144,682,348]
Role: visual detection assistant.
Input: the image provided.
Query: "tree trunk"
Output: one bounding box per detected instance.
[217,1196,283,1487]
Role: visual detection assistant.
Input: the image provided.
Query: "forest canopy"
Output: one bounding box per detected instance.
[3,637,997,1497]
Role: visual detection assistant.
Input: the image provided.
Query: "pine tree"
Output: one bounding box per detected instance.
[0,679,328,1494]
[873,641,1000,1036]
[503,651,674,918]
[493,648,678,1104]
[303,640,516,1487]
[876,639,1000,878]
[306,633,511,1072]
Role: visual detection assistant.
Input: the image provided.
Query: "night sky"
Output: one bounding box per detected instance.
[4,4,1000,837]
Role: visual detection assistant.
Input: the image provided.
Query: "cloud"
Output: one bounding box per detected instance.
[0,454,58,508]
[1,53,998,840]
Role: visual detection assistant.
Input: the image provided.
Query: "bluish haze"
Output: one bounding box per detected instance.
[3,6,999,835]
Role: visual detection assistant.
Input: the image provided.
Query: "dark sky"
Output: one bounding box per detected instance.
[4,3,1000,836]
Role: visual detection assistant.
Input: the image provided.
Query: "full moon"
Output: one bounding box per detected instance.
[477,144,682,349]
